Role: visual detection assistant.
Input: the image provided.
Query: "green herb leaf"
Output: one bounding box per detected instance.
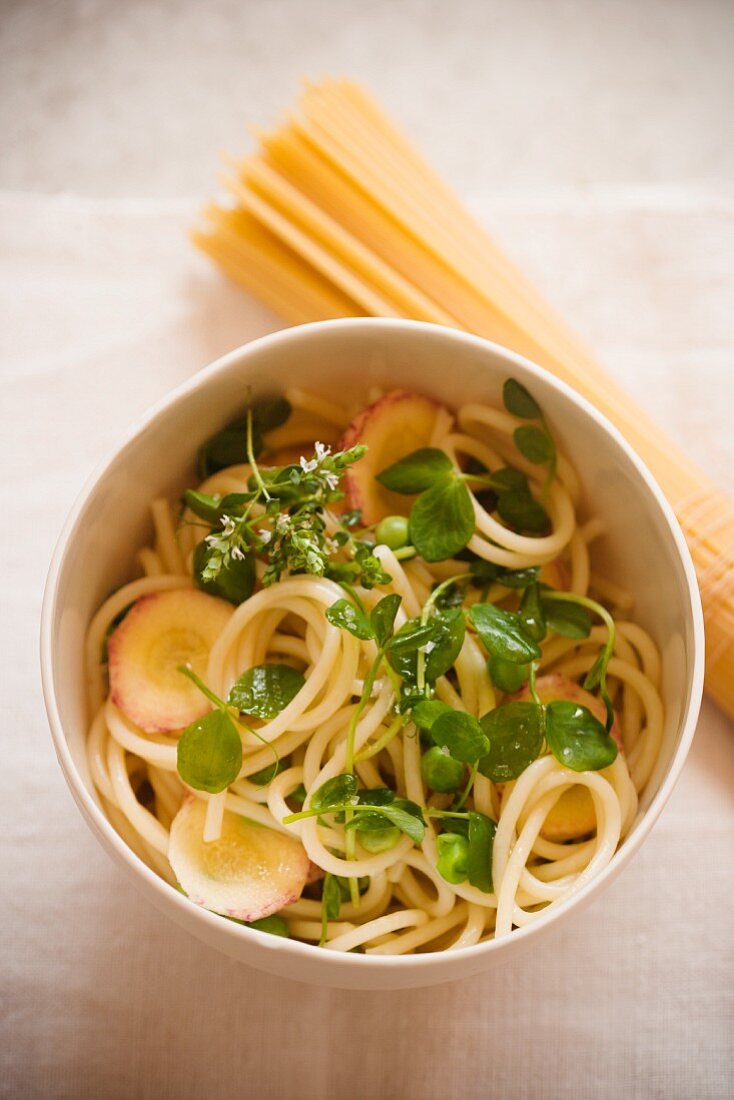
[248,760,283,786]
[496,490,550,535]
[466,811,496,892]
[370,593,402,648]
[194,539,256,604]
[491,467,530,493]
[228,663,305,719]
[514,425,555,466]
[493,565,541,589]
[503,378,543,420]
[183,489,223,524]
[311,773,359,812]
[377,448,454,494]
[431,710,489,764]
[424,608,466,681]
[519,582,547,642]
[411,699,453,731]
[545,700,618,772]
[469,602,542,664]
[176,709,242,794]
[409,477,475,562]
[542,596,592,639]
[357,787,396,806]
[478,701,545,781]
[345,801,425,844]
[325,598,374,640]
[247,915,290,937]
[488,655,528,694]
[387,617,437,654]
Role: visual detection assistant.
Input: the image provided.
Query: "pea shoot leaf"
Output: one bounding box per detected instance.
[409,477,475,562]
[519,583,546,642]
[176,709,242,794]
[228,663,305,718]
[431,710,489,764]
[496,490,550,535]
[478,701,545,781]
[411,699,453,732]
[196,398,292,479]
[326,598,373,640]
[488,655,528,694]
[545,700,618,772]
[184,489,224,525]
[357,787,396,806]
[542,596,592,639]
[377,447,454,494]
[425,608,466,681]
[469,602,542,664]
[466,811,496,893]
[514,425,556,466]
[503,378,543,420]
[310,773,359,811]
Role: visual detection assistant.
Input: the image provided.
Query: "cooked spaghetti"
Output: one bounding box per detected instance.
[86,383,663,953]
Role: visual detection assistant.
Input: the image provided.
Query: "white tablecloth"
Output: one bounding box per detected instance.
[2,190,733,1099]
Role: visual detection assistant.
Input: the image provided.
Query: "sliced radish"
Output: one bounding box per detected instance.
[513,673,623,841]
[108,589,233,733]
[340,390,445,524]
[169,798,309,921]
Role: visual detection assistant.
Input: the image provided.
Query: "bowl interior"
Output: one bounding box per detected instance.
[43,320,701,988]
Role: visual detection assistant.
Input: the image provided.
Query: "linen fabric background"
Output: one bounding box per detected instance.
[1,1,733,1097]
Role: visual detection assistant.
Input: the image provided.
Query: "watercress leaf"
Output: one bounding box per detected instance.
[228,663,305,718]
[387,617,437,653]
[177,709,242,794]
[370,593,402,648]
[322,873,342,922]
[431,710,489,764]
[325,598,374,641]
[488,655,528,694]
[411,699,453,731]
[184,489,223,524]
[432,581,465,609]
[469,602,542,663]
[311,773,359,812]
[545,700,618,772]
[514,425,555,466]
[466,811,496,893]
[194,539,256,605]
[519,583,547,642]
[424,608,466,681]
[502,378,542,420]
[542,596,592,639]
[436,832,469,884]
[478,701,544,782]
[409,478,475,562]
[357,787,396,806]
[377,448,454,494]
[496,490,550,535]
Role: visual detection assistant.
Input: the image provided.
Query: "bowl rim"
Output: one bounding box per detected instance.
[40,317,705,974]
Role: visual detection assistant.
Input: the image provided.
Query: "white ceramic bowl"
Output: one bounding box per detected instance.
[41,319,704,990]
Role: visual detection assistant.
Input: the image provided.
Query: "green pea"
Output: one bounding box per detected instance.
[436,832,470,884]
[421,745,464,792]
[358,824,401,853]
[489,655,528,694]
[375,515,410,551]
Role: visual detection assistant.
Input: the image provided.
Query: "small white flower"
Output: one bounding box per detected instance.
[258,528,272,545]
[324,471,339,490]
[315,441,331,462]
[220,515,236,537]
[324,537,339,555]
[299,455,318,473]
[231,546,245,560]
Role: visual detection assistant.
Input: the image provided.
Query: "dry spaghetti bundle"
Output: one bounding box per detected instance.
[192,78,733,717]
